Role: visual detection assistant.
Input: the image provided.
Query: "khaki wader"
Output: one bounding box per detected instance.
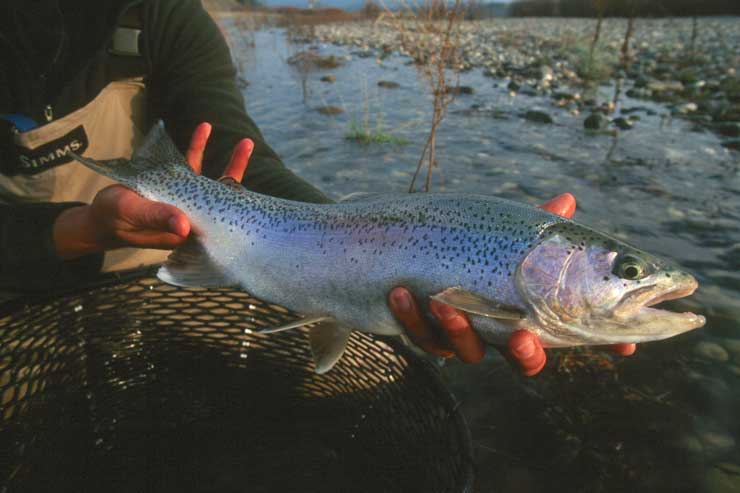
[0,79,170,273]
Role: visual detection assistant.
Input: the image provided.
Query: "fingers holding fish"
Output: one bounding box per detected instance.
[429,299,486,364]
[186,122,212,175]
[388,288,454,359]
[610,343,637,356]
[507,330,547,377]
[186,121,253,184]
[537,192,576,219]
[222,138,254,183]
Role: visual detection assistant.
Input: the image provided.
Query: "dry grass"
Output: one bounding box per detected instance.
[382,0,466,192]
[274,7,359,28]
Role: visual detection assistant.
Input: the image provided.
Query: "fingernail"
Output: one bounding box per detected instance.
[391,290,411,312]
[434,303,458,322]
[513,339,535,359]
[168,216,183,236]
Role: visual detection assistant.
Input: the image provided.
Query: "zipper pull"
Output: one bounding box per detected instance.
[44,104,53,123]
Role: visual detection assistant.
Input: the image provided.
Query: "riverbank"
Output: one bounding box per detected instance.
[310,17,740,148]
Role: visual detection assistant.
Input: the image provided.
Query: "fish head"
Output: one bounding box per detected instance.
[515,223,705,346]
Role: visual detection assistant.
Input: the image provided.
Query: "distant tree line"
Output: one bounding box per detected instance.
[510,0,740,17]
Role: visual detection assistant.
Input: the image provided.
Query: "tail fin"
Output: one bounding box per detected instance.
[69,120,193,190]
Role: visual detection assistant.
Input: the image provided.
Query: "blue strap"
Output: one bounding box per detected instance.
[0,114,38,132]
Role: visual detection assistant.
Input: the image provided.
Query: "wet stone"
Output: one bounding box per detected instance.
[716,122,740,138]
[625,88,644,99]
[552,91,578,101]
[524,110,553,124]
[446,85,475,95]
[377,80,400,89]
[518,84,538,97]
[699,432,736,454]
[678,434,704,455]
[584,112,609,130]
[633,75,651,88]
[704,465,740,493]
[722,337,740,356]
[648,80,685,93]
[613,117,634,130]
[723,139,740,151]
[316,105,344,115]
[677,103,698,114]
[694,341,730,362]
[667,207,686,219]
[686,371,730,411]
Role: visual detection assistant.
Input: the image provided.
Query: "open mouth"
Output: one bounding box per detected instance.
[616,276,706,337]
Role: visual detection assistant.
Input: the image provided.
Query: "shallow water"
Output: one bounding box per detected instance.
[227,24,739,492]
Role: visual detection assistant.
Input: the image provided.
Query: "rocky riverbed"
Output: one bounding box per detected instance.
[311,17,740,148]
[219,17,740,492]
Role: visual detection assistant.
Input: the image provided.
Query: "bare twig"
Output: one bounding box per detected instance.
[383,0,465,192]
[588,0,606,66]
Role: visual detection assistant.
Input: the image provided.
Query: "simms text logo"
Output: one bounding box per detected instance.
[15,125,89,175]
[19,139,83,169]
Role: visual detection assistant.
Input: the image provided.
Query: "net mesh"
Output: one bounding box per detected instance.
[0,268,474,493]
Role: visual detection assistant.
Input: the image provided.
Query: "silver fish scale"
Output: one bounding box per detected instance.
[148,173,567,336]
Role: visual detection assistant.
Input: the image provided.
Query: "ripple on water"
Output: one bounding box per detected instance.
[225,23,740,492]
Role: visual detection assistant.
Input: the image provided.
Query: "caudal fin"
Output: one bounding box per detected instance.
[69,120,193,191]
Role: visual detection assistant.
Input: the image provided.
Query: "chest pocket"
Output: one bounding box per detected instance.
[0,3,171,272]
[106,3,149,84]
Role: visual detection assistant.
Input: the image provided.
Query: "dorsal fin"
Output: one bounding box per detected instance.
[339,192,392,203]
[70,120,192,190]
[132,120,191,171]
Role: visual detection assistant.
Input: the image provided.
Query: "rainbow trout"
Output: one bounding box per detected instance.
[72,122,705,373]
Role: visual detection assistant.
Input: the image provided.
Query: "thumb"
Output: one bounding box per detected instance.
[122,195,190,237]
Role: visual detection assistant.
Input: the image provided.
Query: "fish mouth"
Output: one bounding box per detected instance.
[613,275,705,341]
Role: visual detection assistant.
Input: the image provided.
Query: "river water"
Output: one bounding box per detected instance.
[226,23,739,492]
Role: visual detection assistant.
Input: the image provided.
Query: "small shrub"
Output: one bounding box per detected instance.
[345,120,409,146]
[568,42,615,83]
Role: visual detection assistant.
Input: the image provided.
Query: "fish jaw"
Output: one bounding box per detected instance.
[604,272,705,343]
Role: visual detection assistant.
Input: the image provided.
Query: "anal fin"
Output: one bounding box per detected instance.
[309,321,351,374]
[258,315,332,335]
[157,237,234,287]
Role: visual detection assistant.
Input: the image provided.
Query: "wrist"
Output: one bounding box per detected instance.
[52,205,106,260]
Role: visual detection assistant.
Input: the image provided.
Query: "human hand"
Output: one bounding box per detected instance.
[53,123,254,259]
[388,193,637,375]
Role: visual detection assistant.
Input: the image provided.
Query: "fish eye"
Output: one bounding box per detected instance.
[614,255,649,281]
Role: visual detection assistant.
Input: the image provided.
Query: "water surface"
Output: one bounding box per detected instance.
[228,24,739,493]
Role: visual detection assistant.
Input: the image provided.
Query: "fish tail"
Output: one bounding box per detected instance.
[70,120,193,191]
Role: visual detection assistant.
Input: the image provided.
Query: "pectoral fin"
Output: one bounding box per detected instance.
[309,321,351,374]
[430,287,525,320]
[259,315,333,335]
[157,237,235,287]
